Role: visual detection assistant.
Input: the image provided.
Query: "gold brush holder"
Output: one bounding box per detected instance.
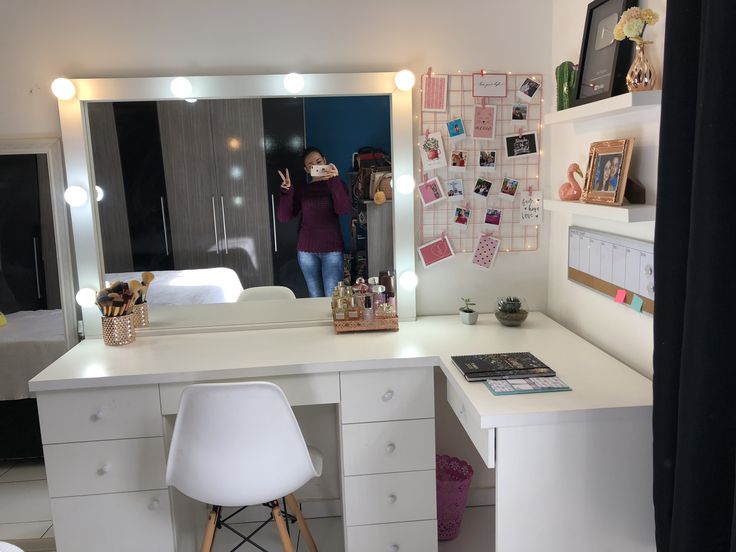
[132,303,149,328]
[102,314,136,346]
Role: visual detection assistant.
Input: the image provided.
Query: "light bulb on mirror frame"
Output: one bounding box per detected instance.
[399,271,418,290]
[283,73,304,94]
[75,288,97,308]
[395,174,415,195]
[394,70,416,91]
[64,186,88,207]
[51,78,76,100]
[95,186,104,202]
[170,77,193,98]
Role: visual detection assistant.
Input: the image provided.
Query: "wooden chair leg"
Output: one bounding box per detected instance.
[272,504,295,552]
[285,494,319,552]
[200,505,220,552]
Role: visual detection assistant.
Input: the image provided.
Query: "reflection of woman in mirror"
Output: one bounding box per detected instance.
[277,147,352,298]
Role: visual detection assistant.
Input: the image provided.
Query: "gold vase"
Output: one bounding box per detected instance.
[626,43,656,92]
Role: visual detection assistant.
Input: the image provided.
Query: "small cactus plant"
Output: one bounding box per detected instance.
[497,296,523,313]
[459,297,476,313]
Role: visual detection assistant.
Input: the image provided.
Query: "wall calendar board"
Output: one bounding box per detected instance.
[568,226,654,314]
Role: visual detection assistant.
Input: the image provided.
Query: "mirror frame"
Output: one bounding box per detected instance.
[55,72,416,337]
[0,138,78,348]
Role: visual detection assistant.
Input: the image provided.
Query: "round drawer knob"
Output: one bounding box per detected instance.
[97,463,110,476]
[387,494,397,504]
[148,498,161,511]
[90,409,103,422]
[386,442,396,454]
[459,404,465,416]
[389,545,400,552]
[382,390,394,402]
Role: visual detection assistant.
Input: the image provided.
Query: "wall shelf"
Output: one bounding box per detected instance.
[543,91,662,126]
[544,199,656,223]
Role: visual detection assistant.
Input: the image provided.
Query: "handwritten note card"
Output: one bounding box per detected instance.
[520,191,543,225]
[473,105,496,140]
[472,73,507,98]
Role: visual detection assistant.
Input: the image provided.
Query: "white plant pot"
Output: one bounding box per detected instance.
[459,309,478,325]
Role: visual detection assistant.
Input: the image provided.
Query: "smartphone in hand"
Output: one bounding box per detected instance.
[310,164,332,177]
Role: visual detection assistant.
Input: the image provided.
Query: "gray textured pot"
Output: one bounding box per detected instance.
[459,309,478,325]
[494,310,528,327]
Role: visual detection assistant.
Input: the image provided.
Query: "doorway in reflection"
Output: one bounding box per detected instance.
[88,95,392,302]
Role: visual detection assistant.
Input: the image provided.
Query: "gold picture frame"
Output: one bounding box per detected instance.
[581,138,634,205]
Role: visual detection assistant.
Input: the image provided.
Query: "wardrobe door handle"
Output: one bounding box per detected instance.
[33,237,41,299]
[211,196,220,254]
[220,196,228,254]
[270,194,278,253]
[160,197,169,256]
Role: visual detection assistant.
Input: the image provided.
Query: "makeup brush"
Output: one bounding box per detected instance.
[141,272,155,303]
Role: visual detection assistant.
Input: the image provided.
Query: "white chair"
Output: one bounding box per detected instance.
[0,543,24,552]
[237,286,297,302]
[166,382,322,552]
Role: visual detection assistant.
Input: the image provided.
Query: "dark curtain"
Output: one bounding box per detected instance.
[653,1,736,551]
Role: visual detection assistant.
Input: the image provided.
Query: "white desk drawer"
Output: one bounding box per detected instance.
[159,372,340,415]
[343,470,436,526]
[346,520,438,552]
[44,437,166,498]
[446,381,495,468]
[37,386,162,444]
[50,489,174,552]
[342,419,435,476]
[340,367,434,424]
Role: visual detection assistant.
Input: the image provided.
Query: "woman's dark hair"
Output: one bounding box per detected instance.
[303,146,325,163]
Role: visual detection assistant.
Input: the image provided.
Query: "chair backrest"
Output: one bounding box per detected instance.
[237,286,296,302]
[166,382,316,507]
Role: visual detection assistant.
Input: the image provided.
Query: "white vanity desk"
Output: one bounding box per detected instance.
[30,313,655,552]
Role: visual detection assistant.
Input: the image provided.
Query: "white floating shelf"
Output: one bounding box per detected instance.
[544,199,656,223]
[543,91,662,126]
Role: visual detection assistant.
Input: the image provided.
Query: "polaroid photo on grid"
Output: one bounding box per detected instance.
[504,131,539,159]
[447,117,467,141]
[449,150,469,172]
[453,206,471,228]
[484,208,502,231]
[517,77,541,102]
[472,233,502,270]
[478,150,497,172]
[417,176,446,208]
[446,178,465,202]
[417,235,455,268]
[500,177,520,202]
[421,73,448,112]
[473,177,493,198]
[473,104,497,140]
[419,131,448,170]
[511,103,528,120]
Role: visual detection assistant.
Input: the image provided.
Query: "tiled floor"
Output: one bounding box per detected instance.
[0,460,55,551]
[0,460,492,551]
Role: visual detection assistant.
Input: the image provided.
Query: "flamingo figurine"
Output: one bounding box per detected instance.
[558,163,584,201]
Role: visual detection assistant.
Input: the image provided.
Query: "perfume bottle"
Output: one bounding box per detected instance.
[347,296,362,320]
[380,270,396,312]
[371,285,386,310]
[333,297,348,321]
[363,294,374,320]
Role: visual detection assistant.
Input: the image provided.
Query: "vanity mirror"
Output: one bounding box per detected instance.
[55,72,415,337]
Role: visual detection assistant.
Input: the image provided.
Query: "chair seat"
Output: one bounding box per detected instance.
[308,445,323,478]
[0,543,25,552]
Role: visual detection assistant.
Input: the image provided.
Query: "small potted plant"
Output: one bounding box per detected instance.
[459,297,478,325]
[495,296,528,327]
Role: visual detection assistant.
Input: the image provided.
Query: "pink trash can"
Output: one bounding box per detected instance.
[436,454,474,541]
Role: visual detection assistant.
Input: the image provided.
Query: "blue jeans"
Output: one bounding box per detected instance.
[297,251,344,298]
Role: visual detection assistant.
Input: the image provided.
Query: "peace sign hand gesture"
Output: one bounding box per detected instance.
[278,169,291,190]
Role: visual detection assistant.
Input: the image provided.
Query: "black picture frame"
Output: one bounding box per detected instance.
[572,0,637,107]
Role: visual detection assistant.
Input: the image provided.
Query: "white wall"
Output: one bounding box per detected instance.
[0,0,553,316]
[544,0,666,378]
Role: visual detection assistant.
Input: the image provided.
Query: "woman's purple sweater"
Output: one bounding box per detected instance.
[277,176,352,253]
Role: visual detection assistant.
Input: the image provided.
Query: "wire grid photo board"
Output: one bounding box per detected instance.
[419,72,543,253]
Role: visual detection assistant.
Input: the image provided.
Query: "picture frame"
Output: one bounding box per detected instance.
[417,176,446,207]
[581,138,634,205]
[421,73,448,112]
[572,0,637,107]
[472,73,507,98]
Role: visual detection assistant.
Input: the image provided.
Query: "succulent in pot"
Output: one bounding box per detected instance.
[495,296,528,326]
[459,297,478,325]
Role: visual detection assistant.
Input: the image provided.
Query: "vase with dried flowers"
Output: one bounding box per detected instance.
[614,7,660,92]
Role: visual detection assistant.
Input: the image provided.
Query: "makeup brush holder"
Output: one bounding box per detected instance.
[132,303,149,328]
[102,314,136,346]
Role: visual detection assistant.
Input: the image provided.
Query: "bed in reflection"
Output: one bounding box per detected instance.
[106,267,244,305]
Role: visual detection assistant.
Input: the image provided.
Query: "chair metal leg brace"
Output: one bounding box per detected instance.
[204,502,300,552]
